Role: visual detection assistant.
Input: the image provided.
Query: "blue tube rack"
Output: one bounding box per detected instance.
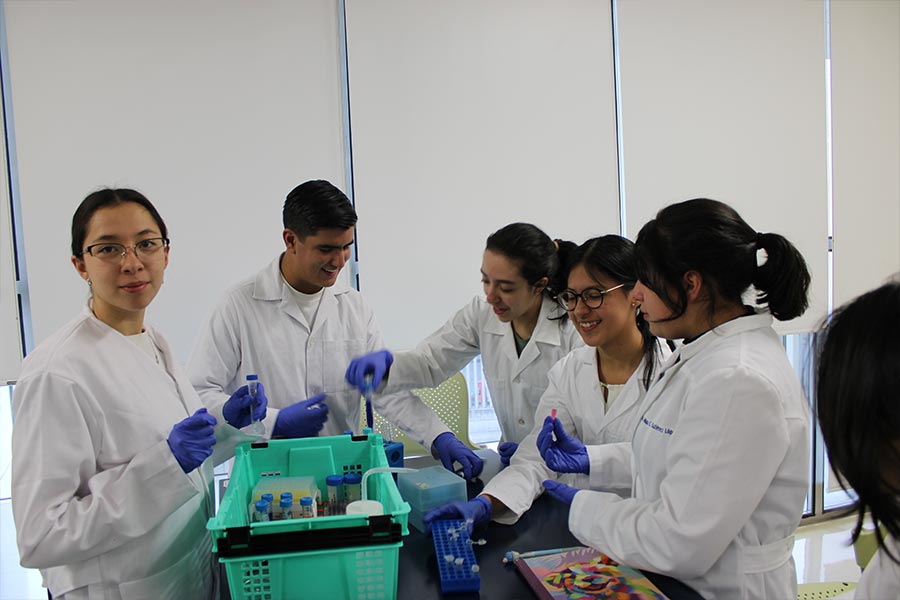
[431,519,480,593]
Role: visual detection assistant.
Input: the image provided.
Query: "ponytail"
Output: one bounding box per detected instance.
[753,232,811,321]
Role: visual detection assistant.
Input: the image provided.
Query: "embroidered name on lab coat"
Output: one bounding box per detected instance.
[641,417,673,436]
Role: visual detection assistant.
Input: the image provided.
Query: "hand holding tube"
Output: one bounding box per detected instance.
[536,416,589,474]
[168,408,217,473]
[223,383,268,429]
[344,350,393,393]
[433,432,484,480]
[423,496,492,535]
[273,394,329,438]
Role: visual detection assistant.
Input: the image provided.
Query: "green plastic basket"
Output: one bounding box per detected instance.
[207,434,410,600]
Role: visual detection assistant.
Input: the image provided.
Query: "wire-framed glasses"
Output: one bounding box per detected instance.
[80,237,170,263]
[557,283,625,311]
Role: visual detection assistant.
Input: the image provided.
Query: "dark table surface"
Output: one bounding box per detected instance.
[396,467,703,600]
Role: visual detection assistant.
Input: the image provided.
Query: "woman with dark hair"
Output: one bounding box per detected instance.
[540,199,811,599]
[421,235,666,532]
[345,222,583,467]
[11,188,253,599]
[816,279,900,599]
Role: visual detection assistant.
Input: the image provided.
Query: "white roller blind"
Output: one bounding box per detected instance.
[617,0,828,333]
[4,0,346,362]
[831,1,900,309]
[346,0,620,349]
[0,116,22,382]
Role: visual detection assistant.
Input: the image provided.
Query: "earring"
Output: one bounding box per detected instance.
[88,280,92,287]
[630,301,636,308]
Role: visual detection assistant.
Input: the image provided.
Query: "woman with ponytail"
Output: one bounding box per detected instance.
[422,235,666,532]
[345,222,583,470]
[540,199,811,599]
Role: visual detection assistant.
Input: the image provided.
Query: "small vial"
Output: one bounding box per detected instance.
[344,473,362,504]
[279,498,293,520]
[471,565,480,574]
[261,493,275,520]
[300,496,314,518]
[454,558,465,568]
[245,374,265,435]
[254,499,270,522]
[326,474,344,516]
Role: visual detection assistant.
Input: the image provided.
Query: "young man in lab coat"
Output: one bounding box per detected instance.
[188,180,481,478]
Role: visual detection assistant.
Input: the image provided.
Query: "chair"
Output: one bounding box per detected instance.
[362,372,481,457]
[796,581,857,599]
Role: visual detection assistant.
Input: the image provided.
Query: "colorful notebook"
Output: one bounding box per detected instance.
[514,546,670,599]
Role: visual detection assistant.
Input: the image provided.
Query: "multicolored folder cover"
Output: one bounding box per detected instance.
[515,546,670,599]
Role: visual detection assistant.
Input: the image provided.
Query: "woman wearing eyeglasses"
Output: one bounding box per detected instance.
[11,188,251,599]
[422,235,666,531]
[540,199,811,599]
[345,222,584,468]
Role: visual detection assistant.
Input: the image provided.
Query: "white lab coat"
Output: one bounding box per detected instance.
[569,313,810,600]
[384,295,584,443]
[188,256,449,445]
[483,343,667,524]
[852,536,900,600]
[11,305,238,600]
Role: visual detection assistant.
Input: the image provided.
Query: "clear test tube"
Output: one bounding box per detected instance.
[245,374,265,436]
[279,498,293,520]
[326,474,344,516]
[299,496,314,518]
[261,493,275,520]
[343,473,362,504]
[254,499,270,523]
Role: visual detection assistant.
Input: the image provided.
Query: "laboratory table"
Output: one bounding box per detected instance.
[395,477,703,600]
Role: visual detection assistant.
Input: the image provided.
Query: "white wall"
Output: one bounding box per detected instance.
[3,0,347,363]
[1,0,897,366]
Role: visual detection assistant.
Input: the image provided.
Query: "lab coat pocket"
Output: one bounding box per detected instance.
[118,546,212,600]
[322,339,367,393]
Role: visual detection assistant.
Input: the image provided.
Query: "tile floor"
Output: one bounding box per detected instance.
[0,499,864,599]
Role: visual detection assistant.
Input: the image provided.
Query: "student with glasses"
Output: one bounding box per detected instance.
[345,222,584,469]
[420,235,666,532]
[540,199,811,599]
[11,188,249,599]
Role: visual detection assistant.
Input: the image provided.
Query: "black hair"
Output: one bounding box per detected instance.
[634,198,810,322]
[283,180,358,239]
[564,235,660,390]
[485,222,574,304]
[816,279,900,563]
[71,188,168,257]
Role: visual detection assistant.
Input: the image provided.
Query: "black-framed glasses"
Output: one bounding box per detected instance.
[80,237,170,263]
[557,283,625,311]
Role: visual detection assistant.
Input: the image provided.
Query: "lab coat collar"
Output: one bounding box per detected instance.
[253,255,351,331]
[672,311,774,365]
[484,297,568,377]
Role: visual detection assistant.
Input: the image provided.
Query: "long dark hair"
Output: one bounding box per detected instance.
[816,279,900,562]
[485,222,574,310]
[635,198,810,322]
[72,188,168,256]
[565,235,660,389]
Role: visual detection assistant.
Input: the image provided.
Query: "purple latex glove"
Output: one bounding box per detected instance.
[423,496,492,535]
[432,432,484,480]
[536,416,589,475]
[498,441,518,467]
[223,383,268,429]
[344,350,394,393]
[272,394,329,438]
[542,479,579,506]
[168,408,217,473]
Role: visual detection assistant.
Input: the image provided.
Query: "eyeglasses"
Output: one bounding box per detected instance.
[557,283,625,311]
[80,237,169,263]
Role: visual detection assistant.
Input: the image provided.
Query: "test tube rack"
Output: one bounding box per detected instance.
[431,519,481,593]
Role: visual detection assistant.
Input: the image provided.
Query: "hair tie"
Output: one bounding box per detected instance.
[553,239,560,251]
